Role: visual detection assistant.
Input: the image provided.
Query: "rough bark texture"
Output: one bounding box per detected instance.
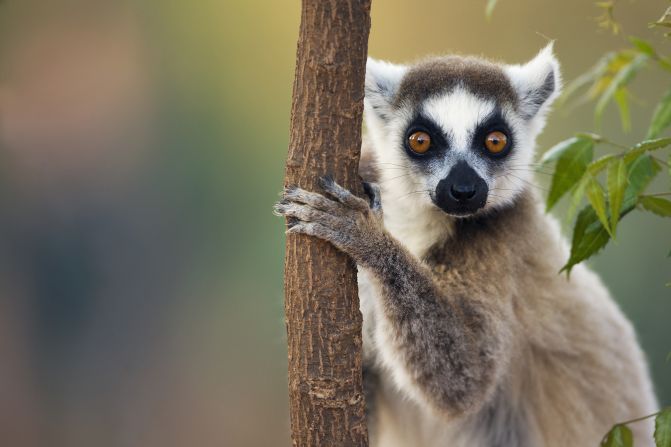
[283,0,371,446]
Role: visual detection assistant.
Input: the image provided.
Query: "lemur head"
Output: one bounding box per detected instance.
[364,45,561,218]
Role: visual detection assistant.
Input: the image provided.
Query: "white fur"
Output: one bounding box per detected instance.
[504,43,562,123]
[365,58,408,122]
[423,88,496,154]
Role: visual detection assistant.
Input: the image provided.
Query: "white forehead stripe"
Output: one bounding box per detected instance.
[421,88,496,152]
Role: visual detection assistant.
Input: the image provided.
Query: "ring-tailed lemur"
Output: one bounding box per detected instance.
[274,45,657,447]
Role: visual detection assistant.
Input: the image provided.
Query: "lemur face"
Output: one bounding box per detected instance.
[364,45,561,217]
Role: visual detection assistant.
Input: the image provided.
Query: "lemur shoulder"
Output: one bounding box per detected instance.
[275,45,657,447]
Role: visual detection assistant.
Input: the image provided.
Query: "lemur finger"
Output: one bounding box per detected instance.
[283,186,342,214]
[362,182,382,213]
[286,217,299,229]
[274,202,342,228]
[319,175,369,211]
[285,221,340,245]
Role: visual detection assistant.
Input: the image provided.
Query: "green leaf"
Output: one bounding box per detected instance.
[485,0,498,20]
[588,154,618,176]
[623,138,671,164]
[640,196,671,217]
[540,136,588,165]
[588,51,636,101]
[566,175,590,224]
[595,53,648,127]
[563,156,656,273]
[586,176,611,236]
[546,137,594,211]
[562,206,612,274]
[629,36,656,57]
[624,154,662,207]
[607,158,627,235]
[613,88,630,132]
[647,85,671,139]
[601,424,633,447]
[655,408,671,447]
[563,172,643,274]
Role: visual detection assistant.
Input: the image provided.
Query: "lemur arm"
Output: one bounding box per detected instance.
[275,177,514,417]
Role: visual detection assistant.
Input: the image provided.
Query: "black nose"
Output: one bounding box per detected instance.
[449,184,476,201]
[434,161,488,215]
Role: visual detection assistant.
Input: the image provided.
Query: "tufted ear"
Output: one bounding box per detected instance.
[365,58,407,123]
[504,44,562,120]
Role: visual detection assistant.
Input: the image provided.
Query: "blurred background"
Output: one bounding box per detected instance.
[0,0,668,446]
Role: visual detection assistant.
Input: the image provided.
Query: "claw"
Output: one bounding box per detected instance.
[319,175,369,211]
[319,175,335,190]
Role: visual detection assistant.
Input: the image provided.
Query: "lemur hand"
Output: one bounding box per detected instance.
[274,176,384,264]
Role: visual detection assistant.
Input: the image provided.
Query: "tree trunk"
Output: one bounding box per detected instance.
[283,0,371,446]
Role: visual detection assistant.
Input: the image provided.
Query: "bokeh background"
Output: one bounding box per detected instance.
[0,0,668,446]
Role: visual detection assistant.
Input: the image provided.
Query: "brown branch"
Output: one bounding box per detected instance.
[283,0,371,446]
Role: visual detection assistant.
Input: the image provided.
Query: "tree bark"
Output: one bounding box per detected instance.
[283,0,371,446]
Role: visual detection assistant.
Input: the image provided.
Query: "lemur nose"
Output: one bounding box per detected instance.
[449,184,477,201]
[434,161,488,215]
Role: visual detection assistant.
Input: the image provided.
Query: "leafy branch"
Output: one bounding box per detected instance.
[601,407,671,447]
[540,134,670,274]
[540,4,671,275]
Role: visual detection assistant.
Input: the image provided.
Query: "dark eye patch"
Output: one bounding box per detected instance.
[403,113,450,160]
[471,108,514,162]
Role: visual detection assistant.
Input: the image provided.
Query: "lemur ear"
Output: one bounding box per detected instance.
[365,58,407,122]
[504,43,562,120]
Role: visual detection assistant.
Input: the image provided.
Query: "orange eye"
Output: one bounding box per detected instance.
[408,131,432,154]
[484,131,508,154]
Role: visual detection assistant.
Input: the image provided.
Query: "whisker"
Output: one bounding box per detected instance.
[506,168,554,176]
[394,189,432,200]
[499,172,550,193]
[376,173,415,183]
[508,163,555,171]
[366,162,415,169]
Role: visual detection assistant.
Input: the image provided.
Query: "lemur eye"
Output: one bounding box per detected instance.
[484,131,508,154]
[408,131,432,154]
